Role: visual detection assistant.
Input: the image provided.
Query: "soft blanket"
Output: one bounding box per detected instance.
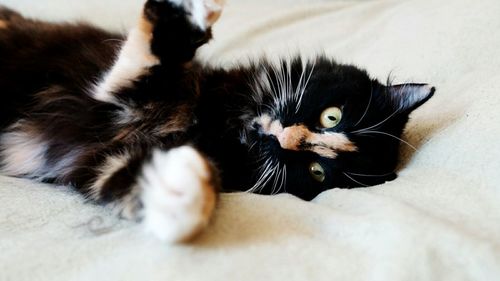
[1,0,499,280]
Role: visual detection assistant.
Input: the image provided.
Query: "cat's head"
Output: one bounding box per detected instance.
[241,57,434,200]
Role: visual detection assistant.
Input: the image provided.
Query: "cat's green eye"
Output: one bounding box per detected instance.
[309,162,326,183]
[320,107,342,129]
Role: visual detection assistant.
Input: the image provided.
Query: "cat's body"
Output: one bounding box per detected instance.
[0,0,434,242]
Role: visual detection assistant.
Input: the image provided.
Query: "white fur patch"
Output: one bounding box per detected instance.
[139,146,215,243]
[0,131,47,177]
[166,0,224,30]
[0,129,82,181]
[92,0,224,103]
[390,84,434,112]
[92,27,160,103]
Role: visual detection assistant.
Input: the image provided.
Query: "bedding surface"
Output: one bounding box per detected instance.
[1,0,500,280]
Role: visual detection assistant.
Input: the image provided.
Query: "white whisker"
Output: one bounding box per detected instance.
[294,62,307,102]
[345,171,395,178]
[246,159,273,193]
[351,109,400,134]
[343,172,370,187]
[282,164,287,193]
[271,163,282,195]
[356,130,417,151]
[354,81,373,127]
[247,141,258,152]
[295,60,315,113]
[273,163,287,195]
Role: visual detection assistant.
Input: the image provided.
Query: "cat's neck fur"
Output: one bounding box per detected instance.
[195,66,258,190]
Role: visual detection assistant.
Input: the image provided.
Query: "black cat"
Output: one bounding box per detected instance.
[0,0,434,242]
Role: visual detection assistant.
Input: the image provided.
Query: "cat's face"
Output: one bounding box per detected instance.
[242,57,434,200]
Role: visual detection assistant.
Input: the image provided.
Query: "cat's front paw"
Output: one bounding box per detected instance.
[139,146,217,243]
[146,0,224,30]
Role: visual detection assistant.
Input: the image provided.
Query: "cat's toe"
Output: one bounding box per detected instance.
[139,146,216,243]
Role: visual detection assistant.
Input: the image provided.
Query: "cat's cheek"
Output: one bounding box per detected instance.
[138,146,217,243]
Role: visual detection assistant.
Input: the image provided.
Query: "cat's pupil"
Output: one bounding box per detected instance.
[314,171,323,176]
[328,116,337,121]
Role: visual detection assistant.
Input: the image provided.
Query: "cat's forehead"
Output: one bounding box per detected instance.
[256,57,374,99]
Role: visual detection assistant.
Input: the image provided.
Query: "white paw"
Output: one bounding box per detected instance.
[168,0,225,30]
[139,146,216,243]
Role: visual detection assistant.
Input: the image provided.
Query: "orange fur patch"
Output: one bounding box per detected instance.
[278,125,357,158]
[255,115,357,159]
[278,126,308,151]
[138,16,160,63]
[0,20,8,29]
[181,156,218,243]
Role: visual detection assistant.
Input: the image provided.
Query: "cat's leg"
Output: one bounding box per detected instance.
[93,0,224,103]
[88,145,219,242]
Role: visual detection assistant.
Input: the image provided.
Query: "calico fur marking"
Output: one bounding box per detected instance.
[255,114,358,158]
[93,0,224,103]
[0,20,7,29]
[0,0,435,244]
[166,0,225,30]
[280,125,358,158]
[92,17,159,103]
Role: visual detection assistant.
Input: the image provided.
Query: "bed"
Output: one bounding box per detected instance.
[1,0,499,280]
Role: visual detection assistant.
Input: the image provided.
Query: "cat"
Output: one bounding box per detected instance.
[0,0,434,242]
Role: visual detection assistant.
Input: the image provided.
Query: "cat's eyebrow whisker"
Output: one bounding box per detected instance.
[351,109,400,134]
[355,130,417,151]
[262,67,279,104]
[295,60,315,113]
[280,62,290,112]
[354,81,373,127]
[271,63,286,114]
[343,172,370,187]
[293,62,307,103]
[286,60,292,110]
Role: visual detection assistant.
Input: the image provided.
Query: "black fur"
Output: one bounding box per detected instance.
[0,1,434,207]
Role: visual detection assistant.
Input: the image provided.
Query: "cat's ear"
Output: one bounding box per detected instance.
[386,84,435,113]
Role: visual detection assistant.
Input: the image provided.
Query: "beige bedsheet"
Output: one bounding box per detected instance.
[1,0,500,280]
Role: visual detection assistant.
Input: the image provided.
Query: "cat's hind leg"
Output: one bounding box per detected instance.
[88,146,219,243]
[93,0,225,103]
[139,146,218,242]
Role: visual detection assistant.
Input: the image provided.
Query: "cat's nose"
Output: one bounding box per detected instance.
[277,125,306,151]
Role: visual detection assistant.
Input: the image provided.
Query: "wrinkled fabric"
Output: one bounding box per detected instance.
[1,0,499,280]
